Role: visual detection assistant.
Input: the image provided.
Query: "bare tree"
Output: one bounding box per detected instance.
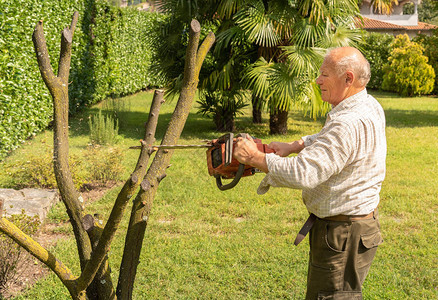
[0,12,214,300]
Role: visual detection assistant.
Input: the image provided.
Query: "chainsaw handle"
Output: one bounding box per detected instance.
[215,163,245,191]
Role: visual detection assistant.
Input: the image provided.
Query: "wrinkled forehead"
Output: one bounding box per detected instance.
[319,57,336,73]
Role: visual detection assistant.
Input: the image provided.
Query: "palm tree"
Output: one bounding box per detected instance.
[154,0,362,134]
[369,0,399,15]
[218,0,362,134]
[155,0,257,131]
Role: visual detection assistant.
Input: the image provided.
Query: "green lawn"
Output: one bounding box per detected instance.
[1,90,437,299]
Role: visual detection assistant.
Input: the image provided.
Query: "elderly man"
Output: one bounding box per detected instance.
[234,47,386,299]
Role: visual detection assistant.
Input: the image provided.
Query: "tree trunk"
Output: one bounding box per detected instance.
[252,95,262,124]
[269,109,288,135]
[1,15,214,300]
[214,112,235,132]
[116,20,215,300]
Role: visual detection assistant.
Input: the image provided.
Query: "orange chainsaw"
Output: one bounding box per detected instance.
[134,133,274,190]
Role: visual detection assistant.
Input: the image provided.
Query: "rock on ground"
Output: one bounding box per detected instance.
[0,188,59,222]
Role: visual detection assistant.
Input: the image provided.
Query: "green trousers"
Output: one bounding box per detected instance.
[305,212,383,300]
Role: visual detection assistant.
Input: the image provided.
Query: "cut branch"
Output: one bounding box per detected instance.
[32,12,93,298]
[76,89,165,292]
[83,214,115,300]
[32,20,56,93]
[58,11,79,80]
[116,19,215,300]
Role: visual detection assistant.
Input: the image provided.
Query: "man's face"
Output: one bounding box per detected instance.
[316,60,346,106]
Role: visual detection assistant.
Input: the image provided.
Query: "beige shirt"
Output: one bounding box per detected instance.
[258,89,387,218]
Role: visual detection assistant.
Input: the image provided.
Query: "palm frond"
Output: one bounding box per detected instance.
[242,57,275,100]
[290,18,327,48]
[279,46,325,77]
[203,58,234,91]
[234,1,281,48]
[265,0,298,40]
[293,82,330,119]
[163,74,184,102]
[267,63,301,112]
[324,0,360,19]
[298,0,327,24]
[317,23,363,48]
[217,0,249,19]
[371,0,399,15]
[215,25,247,53]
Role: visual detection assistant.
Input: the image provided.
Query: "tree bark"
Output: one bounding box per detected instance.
[269,109,288,135]
[32,12,93,299]
[82,214,115,300]
[116,21,215,300]
[252,95,263,124]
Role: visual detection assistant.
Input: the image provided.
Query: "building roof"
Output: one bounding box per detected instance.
[355,17,438,31]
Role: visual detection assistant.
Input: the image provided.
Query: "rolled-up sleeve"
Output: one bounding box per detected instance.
[258,120,354,195]
[301,133,320,147]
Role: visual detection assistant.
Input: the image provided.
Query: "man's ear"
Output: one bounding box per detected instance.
[345,71,354,86]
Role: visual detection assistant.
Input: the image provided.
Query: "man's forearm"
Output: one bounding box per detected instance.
[289,139,305,153]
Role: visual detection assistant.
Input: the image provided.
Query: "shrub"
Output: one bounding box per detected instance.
[0,0,85,161]
[0,211,40,296]
[2,144,125,189]
[83,146,125,183]
[382,34,435,96]
[4,149,87,190]
[360,32,394,90]
[197,90,249,132]
[88,110,120,146]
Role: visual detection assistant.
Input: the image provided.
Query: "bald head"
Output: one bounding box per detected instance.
[326,47,371,87]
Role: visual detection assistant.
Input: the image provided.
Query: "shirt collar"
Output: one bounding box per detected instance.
[328,88,367,119]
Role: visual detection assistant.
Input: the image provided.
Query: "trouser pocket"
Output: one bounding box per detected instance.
[357,230,383,284]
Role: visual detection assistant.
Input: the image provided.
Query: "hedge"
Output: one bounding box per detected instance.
[0,0,165,160]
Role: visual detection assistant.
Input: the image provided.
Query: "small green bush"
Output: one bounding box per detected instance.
[0,211,40,296]
[382,34,435,96]
[4,149,87,190]
[361,32,394,90]
[83,146,125,183]
[2,144,125,190]
[197,90,249,132]
[88,110,120,146]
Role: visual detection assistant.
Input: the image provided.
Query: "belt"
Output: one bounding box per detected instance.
[293,210,376,246]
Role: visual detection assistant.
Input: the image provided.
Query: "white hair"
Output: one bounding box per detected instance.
[327,49,371,87]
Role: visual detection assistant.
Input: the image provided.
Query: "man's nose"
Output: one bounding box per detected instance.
[316,76,322,85]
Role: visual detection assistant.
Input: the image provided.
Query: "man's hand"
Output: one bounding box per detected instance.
[268,139,305,157]
[233,135,269,173]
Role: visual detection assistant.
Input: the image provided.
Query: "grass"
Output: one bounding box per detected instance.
[1,90,437,299]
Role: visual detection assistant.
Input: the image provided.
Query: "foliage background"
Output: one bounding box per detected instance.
[414,30,438,94]
[360,32,394,90]
[382,34,435,96]
[0,0,164,160]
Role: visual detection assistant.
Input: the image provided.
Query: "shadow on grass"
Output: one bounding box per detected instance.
[385,109,438,128]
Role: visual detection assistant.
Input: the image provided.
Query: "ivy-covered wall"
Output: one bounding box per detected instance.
[0,0,165,160]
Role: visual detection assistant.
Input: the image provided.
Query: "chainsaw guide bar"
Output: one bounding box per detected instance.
[129,133,274,190]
